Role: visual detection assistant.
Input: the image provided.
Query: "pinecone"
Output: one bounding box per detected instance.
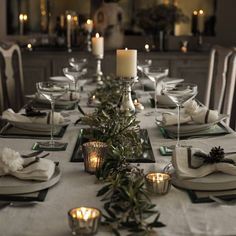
[207,146,225,163]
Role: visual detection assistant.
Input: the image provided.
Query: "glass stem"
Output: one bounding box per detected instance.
[50,100,55,146]
[176,104,180,147]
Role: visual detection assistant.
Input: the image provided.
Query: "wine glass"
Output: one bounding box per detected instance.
[63,67,87,94]
[162,82,198,147]
[69,58,87,71]
[36,81,69,149]
[145,68,169,110]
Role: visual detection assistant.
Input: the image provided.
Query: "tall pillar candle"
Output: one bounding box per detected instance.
[191,10,198,36]
[19,14,24,35]
[67,14,72,50]
[92,33,104,58]
[116,49,137,78]
[198,10,204,33]
[85,19,93,33]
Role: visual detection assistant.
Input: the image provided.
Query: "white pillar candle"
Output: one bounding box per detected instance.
[92,33,104,57]
[116,48,137,78]
[67,14,72,49]
[19,14,24,35]
[198,9,204,33]
[85,19,93,33]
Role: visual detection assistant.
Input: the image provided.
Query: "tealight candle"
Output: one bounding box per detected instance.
[68,207,101,235]
[116,48,137,78]
[27,43,32,51]
[82,141,108,174]
[85,19,93,33]
[145,172,171,194]
[144,44,150,52]
[92,33,104,58]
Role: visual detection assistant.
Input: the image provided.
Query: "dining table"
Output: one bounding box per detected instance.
[0,82,236,236]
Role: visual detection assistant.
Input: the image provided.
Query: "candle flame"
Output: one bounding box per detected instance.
[145,44,149,49]
[95,33,100,38]
[73,16,78,22]
[67,14,72,20]
[27,44,32,49]
[193,10,198,15]
[199,9,204,15]
[23,14,28,21]
[70,207,100,221]
[19,14,24,21]
[87,19,92,24]
[125,48,128,50]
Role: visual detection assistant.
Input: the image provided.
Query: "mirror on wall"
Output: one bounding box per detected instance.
[6,0,217,38]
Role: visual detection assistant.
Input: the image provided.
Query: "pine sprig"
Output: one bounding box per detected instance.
[194,146,235,165]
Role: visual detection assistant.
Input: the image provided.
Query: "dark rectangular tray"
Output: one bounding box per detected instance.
[0,120,68,139]
[70,129,155,163]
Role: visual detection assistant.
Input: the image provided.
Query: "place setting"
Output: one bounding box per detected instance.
[0,148,61,207]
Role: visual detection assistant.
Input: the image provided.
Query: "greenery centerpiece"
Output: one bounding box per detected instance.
[136,3,189,50]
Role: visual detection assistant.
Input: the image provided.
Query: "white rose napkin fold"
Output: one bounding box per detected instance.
[2,109,64,125]
[162,100,220,126]
[0,148,55,181]
[172,147,236,179]
[37,91,80,101]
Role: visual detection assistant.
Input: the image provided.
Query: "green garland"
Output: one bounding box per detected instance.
[81,99,165,234]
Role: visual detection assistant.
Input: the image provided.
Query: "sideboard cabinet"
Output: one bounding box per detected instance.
[22,51,209,102]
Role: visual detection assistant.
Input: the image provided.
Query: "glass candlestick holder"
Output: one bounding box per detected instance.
[145,172,171,195]
[82,141,108,174]
[119,77,136,116]
[68,207,101,235]
[94,55,103,84]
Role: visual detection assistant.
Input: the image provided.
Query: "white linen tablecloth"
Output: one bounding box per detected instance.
[0,88,236,236]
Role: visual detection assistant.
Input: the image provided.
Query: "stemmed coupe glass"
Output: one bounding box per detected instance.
[63,67,87,94]
[36,81,69,149]
[162,82,198,147]
[145,68,169,110]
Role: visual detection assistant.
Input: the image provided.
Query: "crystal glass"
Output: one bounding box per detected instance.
[145,68,169,110]
[63,67,87,94]
[36,81,69,149]
[162,82,198,147]
[69,58,87,71]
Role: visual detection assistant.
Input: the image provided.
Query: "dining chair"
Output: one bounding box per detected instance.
[0,42,24,112]
[204,45,236,126]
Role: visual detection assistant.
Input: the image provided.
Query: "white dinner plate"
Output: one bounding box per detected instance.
[25,94,77,106]
[157,114,228,134]
[172,171,236,191]
[6,119,69,132]
[0,166,61,195]
[49,76,69,82]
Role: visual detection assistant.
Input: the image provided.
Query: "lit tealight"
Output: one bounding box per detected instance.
[68,207,101,235]
[27,43,32,51]
[144,44,150,52]
[145,172,171,194]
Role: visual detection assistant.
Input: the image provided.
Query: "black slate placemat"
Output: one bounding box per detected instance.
[0,121,68,139]
[70,129,155,163]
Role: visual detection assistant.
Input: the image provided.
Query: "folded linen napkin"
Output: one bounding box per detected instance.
[37,91,80,101]
[0,147,55,181]
[172,147,236,179]
[162,100,220,126]
[2,109,64,125]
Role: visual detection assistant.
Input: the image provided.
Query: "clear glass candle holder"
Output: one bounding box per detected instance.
[68,207,101,235]
[145,172,171,195]
[82,141,108,174]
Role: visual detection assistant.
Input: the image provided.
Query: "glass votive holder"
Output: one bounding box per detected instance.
[82,141,108,174]
[68,207,101,235]
[145,172,171,195]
